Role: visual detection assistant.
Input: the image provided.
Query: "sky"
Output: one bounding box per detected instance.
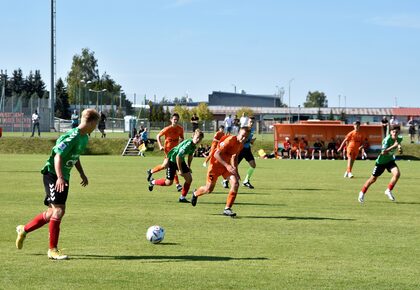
[1,0,420,108]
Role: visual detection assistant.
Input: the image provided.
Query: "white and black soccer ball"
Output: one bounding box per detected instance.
[146,225,165,244]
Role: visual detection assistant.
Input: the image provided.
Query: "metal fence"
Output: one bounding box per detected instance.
[0,96,51,133]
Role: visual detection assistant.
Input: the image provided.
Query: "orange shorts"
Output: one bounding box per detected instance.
[346,148,358,160]
[207,163,230,184]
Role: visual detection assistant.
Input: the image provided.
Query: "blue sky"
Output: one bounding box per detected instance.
[1,0,420,107]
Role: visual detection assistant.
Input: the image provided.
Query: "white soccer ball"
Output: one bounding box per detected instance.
[146,225,165,244]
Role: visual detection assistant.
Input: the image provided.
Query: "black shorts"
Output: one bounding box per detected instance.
[166,161,190,180]
[372,160,398,177]
[238,147,255,164]
[43,172,69,206]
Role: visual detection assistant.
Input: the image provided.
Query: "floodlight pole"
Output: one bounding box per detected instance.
[50,0,56,130]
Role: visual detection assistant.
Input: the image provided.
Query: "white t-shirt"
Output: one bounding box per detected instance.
[32,113,40,123]
[224,116,233,127]
[240,116,249,127]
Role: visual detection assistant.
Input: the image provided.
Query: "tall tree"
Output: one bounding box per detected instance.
[173,104,190,121]
[9,69,25,97]
[303,91,328,108]
[236,107,255,119]
[24,71,36,100]
[34,70,46,99]
[190,102,213,121]
[66,48,100,104]
[55,78,71,119]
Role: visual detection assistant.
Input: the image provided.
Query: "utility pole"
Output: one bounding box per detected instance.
[50,0,56,130]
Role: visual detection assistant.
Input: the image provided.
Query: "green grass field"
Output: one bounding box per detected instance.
[1,154,419,289]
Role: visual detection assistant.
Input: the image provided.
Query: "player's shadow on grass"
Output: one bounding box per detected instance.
[239,215,354,221]
[279,188,334,191]
[69,254,269,262]
[202,201,286,207]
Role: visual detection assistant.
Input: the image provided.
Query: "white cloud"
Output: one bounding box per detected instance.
[368,14,420,29]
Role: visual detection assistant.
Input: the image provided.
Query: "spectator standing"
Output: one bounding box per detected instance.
[239,112,249,127]
[389,116,399,132]
[407,116,416,143]
[190,113,199,132]
[31,110,41,137]
[98,112,107,138]
[233,115,240,134]
[224,114,233,134]
[381,116,389,137]
[71,110,79,129]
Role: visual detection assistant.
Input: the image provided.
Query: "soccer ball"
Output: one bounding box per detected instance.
[146,225,165,244]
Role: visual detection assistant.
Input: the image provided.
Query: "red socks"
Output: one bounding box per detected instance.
[182,183,191,197]
[49,218,61,249]
[154,179,167,186]
[24,212,48,233]
[388,183,395,190]
[361,186,368,194]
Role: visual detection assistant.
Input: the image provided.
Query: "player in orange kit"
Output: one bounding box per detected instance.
[147,113,184,192]
[202,125,225,167]
[338,121,363,178]
[190,126,250,217]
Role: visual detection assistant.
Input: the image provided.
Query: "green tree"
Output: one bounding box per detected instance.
[173,104,190,121]
[328,109,334,120]
[303,91,328,108]
[66,48,100,104]
[9,69,25,97]
[164,106,171,121]
[55,78,71,119]
[190,102,213,121]
[236,107,255,118]
[34,70,46,99]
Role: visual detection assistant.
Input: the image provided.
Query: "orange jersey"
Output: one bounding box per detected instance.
[345,130,363,151]
[159,125,184,153]
[212,131,225,146]
[210,135,243,167]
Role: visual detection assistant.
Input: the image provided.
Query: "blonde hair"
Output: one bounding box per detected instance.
[81,109,100,123]
[193,129,204,139]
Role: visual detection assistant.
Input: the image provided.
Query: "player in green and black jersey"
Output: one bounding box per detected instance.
[358,125,403,203]
[15,109,100,260]
[149,129,204,203]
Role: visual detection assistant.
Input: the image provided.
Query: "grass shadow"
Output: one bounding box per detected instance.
[239,215,355,221]
[279,188,334,191]
[201,201,286,207]
[64,254,269,262]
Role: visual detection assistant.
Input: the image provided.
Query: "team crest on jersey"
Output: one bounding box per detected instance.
[220,142,225,148]
[57,142,67,151]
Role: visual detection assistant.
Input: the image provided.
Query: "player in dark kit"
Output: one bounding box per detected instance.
[15,109,100,260]
[358,126,403,203]
[148,129,204,202]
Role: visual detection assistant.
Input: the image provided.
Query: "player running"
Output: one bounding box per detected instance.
[358,126,403,203]
[203,125,225,167]
[15,109,100,260]
[148,129,204,202]
[190,126,250,217]
[147,113,184,192]
[337,121,363,178]
[222,117,256,189]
